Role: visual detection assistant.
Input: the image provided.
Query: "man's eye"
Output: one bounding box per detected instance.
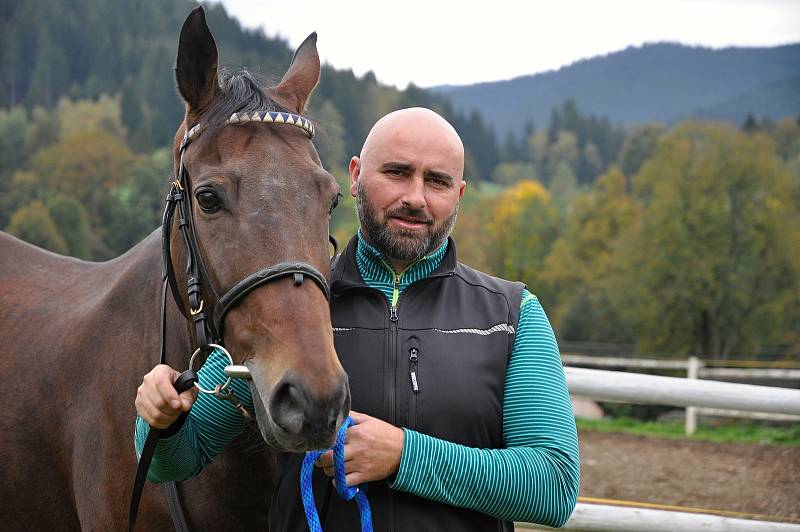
[196,190,221,213]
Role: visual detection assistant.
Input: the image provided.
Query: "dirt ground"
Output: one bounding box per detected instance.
[578,429,800,521]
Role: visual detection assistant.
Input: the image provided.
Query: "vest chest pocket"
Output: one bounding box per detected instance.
[400,329,509,447]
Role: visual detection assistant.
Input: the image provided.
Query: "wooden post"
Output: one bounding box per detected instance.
[685,356,701,436]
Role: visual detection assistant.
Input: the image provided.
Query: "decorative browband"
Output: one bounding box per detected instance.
[184,111,315,145]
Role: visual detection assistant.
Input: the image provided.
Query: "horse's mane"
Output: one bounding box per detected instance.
[201,69,289,133]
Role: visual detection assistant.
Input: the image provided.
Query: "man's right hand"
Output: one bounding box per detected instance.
[135,364,197,429]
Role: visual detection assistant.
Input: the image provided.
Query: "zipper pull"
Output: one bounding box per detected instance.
[390,307,398,322]
[409,348,419,393]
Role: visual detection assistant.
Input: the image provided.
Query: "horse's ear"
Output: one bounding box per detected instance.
[175,7,219,113]
[271,33,320,114]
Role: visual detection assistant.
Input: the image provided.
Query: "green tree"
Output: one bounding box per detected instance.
[618,123,667,177]
[314,99,348,172]
[484,180,558,303]
[105,148,170,255]
[57,95,126,140]
[6,199,68,254]
[47,195,92,258]
[490,162,538,186]
[31,130,134,215]
[0,107,29,172]
[542,167,638,341]
[608,123,800,357]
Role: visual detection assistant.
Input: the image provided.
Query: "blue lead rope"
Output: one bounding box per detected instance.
[300,416,373,532]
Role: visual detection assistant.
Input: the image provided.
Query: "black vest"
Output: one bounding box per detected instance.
[270,236,524,532]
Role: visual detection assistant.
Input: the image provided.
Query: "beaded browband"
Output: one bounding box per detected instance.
[183,110,315,146]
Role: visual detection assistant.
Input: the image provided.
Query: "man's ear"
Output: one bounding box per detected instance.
[271,32,321,114]
[175,7,219,113]
[349,156,361,197]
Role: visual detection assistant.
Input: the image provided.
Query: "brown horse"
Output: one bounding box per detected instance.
[0,7,349,530]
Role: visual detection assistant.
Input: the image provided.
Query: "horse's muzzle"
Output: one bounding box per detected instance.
[247,367,350,452]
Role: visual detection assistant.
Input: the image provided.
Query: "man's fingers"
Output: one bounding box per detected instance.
[348,411,369,424]
[142,383,180,417]
[178,387,197,411]
[153,367,182,409]
[345,472,363,487]
[315,450,334,468]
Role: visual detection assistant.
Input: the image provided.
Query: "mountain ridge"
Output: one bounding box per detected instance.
[433,42,800,134]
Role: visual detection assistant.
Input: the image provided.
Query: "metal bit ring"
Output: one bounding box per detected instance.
[188,343,234,394]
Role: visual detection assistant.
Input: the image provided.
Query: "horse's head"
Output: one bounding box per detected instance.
[170,7,348,451]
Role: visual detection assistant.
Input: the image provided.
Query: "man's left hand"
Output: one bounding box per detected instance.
[315,411,404,486]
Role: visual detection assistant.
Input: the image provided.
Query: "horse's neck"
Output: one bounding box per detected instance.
[100,229,192,367]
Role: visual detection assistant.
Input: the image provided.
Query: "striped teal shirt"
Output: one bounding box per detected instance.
[135,232,579,527]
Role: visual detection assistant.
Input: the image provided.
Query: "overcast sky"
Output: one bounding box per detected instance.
[213,0,800,88]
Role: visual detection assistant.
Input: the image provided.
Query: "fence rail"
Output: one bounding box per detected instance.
[561,354,800,378]
[549,367,800,531]
[561,354,800,430]
[518,502,800,531]
[564,367,800,415]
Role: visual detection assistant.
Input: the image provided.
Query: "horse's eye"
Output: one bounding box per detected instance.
[329,193,340,214]
[196,190,221,213]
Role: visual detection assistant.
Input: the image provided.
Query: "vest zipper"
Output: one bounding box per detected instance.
[409,348,419,393]
[388,276,399,532]
[408,347,419,429]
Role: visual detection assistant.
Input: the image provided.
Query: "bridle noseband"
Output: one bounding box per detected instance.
[159,110,333,361]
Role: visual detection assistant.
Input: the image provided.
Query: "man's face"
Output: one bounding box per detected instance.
[355,179,458,262]
[350,112,466,266]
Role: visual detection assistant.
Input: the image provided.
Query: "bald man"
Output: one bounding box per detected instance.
[135,108,579,530]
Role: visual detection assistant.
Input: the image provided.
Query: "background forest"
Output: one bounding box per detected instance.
[2,0,799,361]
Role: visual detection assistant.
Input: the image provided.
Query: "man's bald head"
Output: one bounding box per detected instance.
[360,107,465,179]
[349,107,467,270]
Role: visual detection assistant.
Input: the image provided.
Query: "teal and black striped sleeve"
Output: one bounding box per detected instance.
[133,352,251,483]
[390,290,580,527]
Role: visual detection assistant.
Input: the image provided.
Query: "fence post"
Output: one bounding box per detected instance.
[685,356,701,435]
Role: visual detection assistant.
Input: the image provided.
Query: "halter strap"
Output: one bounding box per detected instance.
[213,261,331,335]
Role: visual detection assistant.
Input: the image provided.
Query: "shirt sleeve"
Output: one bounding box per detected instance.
[133,350,253,483]
[390,290,580,527]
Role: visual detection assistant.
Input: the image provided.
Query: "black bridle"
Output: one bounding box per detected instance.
[161,111,333,359]
[130,110,337,532]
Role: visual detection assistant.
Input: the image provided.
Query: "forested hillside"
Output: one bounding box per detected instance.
[2,1,799,358]
[0,0,501,174]
[435,42,800,135]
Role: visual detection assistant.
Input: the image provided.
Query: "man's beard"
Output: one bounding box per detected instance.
[355,180,458,263]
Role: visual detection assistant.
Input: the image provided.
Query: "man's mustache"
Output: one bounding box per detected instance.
[385,207,432,224]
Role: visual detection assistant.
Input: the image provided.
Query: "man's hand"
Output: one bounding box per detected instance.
[135,364,197,429]
[316,411,404,486]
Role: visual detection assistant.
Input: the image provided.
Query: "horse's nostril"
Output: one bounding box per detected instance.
[270,381,307,435]
[328,378,350,429]
[270,374,351,439]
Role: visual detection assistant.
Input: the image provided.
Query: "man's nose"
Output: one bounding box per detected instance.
[400,175,426,210]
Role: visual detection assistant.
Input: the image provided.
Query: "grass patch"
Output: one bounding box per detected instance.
[576,417,800,446]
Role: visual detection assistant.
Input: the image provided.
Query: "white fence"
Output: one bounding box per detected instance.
[561,354,800,431]
[519,503,800,531]
[515,366,800,531]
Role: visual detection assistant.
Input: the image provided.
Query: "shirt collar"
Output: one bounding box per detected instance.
[356,229,448,278]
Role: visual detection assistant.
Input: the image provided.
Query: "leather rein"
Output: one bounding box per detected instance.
[130,110,337,531]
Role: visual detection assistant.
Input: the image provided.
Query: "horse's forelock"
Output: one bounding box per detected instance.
[200,68,289,133]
